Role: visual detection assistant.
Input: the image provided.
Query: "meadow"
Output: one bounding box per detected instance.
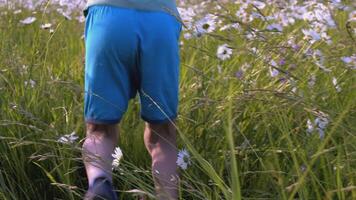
[0,0,355,199]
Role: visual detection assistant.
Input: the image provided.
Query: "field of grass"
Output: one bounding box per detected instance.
[0,1,355,199]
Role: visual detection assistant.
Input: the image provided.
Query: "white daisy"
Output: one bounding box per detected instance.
[306,119,314,134]
[58,132,79,144]
[216,44,233,61]
[292,87,298,93]
[176,148,191,170]
[332,77,341,92]
[20,16,36,25]
[302,29,321,43]
[24,79,36,88]
[252,1,266,10]
[195,14,217,35]
[13,9,22,15]
[177,7,195,30]
[348,10,356,22]
[40,23,52,29]
[112,146,123,169]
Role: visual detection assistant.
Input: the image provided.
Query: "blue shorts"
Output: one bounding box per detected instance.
[84,5,182,124]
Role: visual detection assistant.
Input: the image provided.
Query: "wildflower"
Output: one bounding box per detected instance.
[11,104,17,109]
[306,119,314,134]
[240,138,250,149]
[333,165,344,171]
[332,77,341,92]
[290,42,301,51]
[58,132,79,144]
[20,16,36,25]
[183,32,192,40]
[313,50,331,72]
[315,116,329,139]
[177,7,195,30]
[20,65,28,75]
[341,56,353,64]
[251,47,260,55]
[177,148,191,170]
[292,87,298,93]
[300,164,307,172]
[112,146,123,170]
[308,75,316,88]
[76,15,85,23]
[235,4,253,23]
[307,112,329,139]
[341,55,356,70]
[216,44,233,61]
[14,9,22,15]
[348,10,356,22]
[302,29,321,43]
[220,23,241,31]
[195,14,217,35]
[330,0,344,10]
[246,31,257,40]
[266,23,283,32]
[241,63,251,71]
[24,79,36,88]
[238,66,249,79]
[269,68,279,77]
[252,1,266,10]
[40,23,52,29]
[278,77,288,84]
[56,8,72,20]
[235,70,244,79]
[270,59,278,67]
[217,65,222,74]
[278,59,286,66]
[251,12,264,20]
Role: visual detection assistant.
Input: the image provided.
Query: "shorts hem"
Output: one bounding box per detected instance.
[141,114,177,124]
[85,118,121,125]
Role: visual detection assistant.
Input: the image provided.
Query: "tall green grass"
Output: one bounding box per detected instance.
[0,2,355,200]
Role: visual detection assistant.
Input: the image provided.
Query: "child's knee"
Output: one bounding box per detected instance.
[85,122,118,139]
[144,122,177,151]
[146,122,176,136]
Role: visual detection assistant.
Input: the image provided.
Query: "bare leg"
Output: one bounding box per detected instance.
[144,121,179,200]
[82,123,119,187]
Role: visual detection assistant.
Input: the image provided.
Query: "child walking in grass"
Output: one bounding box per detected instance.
[81,0,182,199]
